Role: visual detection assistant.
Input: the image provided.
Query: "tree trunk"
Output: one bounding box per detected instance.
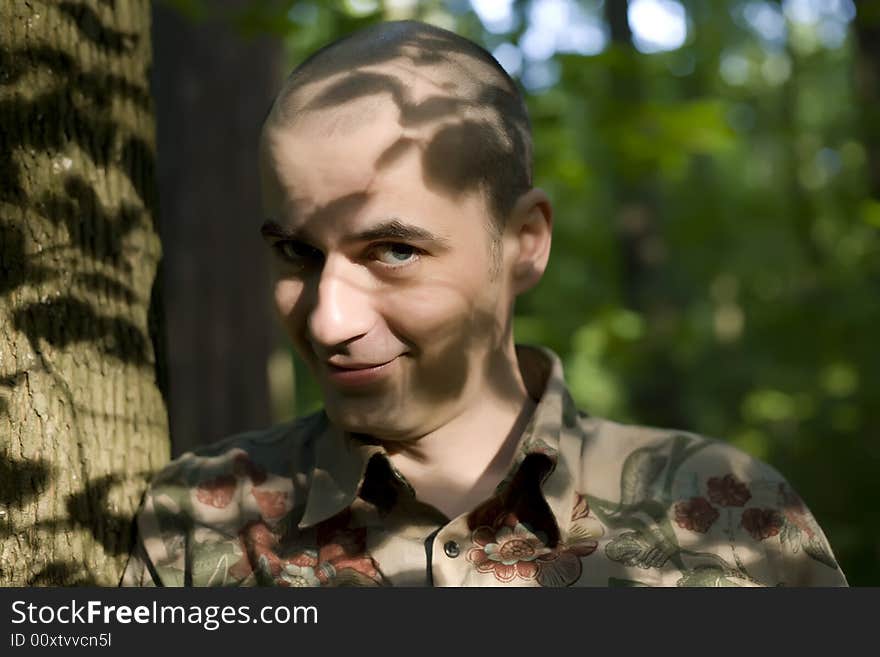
[602,0,687,429]
[151,2,280,456]
[854,4,880,201]
[0,0,169,585]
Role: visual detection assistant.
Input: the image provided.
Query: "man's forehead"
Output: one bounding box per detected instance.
[272,57,478,130]
[261,98,404,199]
[263,59,511,177]
[260,46,520,229]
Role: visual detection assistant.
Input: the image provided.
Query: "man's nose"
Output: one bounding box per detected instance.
[307,255,374,349]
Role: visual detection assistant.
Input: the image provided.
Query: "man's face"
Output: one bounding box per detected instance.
[260,81,516,440]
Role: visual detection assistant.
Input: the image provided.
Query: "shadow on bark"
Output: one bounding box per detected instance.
[27,562,99,586]
[0,5,163,584]
[0,450,52,507]
[56,1,140,55]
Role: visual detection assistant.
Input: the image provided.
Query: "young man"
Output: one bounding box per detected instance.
[123,21,847,587]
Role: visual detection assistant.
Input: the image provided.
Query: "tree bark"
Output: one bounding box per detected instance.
[0,0,169,585]
[151,2,280,456]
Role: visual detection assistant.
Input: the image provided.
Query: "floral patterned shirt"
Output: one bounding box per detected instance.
[121,345,848,587]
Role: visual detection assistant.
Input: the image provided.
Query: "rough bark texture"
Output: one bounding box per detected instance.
[0,0,169,585]
[151,2,280,456]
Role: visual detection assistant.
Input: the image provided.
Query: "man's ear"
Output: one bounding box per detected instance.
[505,188,553,295]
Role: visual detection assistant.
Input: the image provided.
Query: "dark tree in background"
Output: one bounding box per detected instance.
[0,0,169,585]
[854,3,880,203]
[152,1,282,456]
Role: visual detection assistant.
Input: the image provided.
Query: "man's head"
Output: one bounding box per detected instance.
[259,20,553,440]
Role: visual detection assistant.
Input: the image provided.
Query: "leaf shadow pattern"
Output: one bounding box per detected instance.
[0,449,52,507]
[0,53,156,215]
[26,561,99,586]
[0,3,164,583]
[64,473,147,557]
[56,1,140,55]
[0,46,152,112]
[275,23,532,220]
[12,297,152,370]
[264,22,536,418]
[19,471,155,556]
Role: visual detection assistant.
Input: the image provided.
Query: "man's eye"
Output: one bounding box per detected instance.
[372,243,420,266]
[274,241,322,263]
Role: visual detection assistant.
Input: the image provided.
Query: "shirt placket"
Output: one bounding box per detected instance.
[426,516,474,586]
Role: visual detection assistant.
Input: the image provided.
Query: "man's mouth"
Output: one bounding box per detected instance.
[323,357,398,386]
[327,359,394,371]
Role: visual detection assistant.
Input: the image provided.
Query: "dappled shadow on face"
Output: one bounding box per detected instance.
[283,246,521,439]
[264,25,539,430]
[298,71,527,222]
[269,24,531,222]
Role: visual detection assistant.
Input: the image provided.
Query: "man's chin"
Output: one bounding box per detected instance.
[324,404,418,440]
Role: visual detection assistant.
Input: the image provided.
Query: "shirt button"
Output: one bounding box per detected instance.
[443,540,460,558]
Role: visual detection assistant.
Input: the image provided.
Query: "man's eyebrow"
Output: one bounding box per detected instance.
[261,218,451,249]
[260,219,310,242]
[344,219,451,248]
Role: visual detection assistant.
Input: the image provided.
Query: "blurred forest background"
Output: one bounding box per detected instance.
[152,0,878,585]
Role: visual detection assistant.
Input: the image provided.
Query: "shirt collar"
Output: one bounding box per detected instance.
[297,344,582,535]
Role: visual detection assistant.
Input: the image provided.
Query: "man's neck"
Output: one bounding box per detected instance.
[383,348,536,519]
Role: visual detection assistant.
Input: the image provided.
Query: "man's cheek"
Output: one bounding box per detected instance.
[273,279,304,320]
[382,283,477,342]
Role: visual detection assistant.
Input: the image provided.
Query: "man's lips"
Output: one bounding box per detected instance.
[327,360,394,371]
[323,357,398,386]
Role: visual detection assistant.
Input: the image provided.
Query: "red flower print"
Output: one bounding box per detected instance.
[778,484,815,539]
[467,514,553,582]
[240,521,282,576]
[466,512,598,586]
[707,474,751,507]
[252,488,288,520]
[674,497,720,533]
[196,475,236,509]
[742,508,784,540]
[233,453,267,485]
[571,493,591,521]
[535,523,600,587]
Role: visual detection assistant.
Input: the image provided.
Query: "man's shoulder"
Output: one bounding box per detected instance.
[140,411,327,538]
[573,415,846,586]
[152,411,325,486]
[573,414,811,528]
[579,415,786,486]
[123,411,330,586]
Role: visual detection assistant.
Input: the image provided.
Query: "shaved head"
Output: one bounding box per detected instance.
[261,20,533,226]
